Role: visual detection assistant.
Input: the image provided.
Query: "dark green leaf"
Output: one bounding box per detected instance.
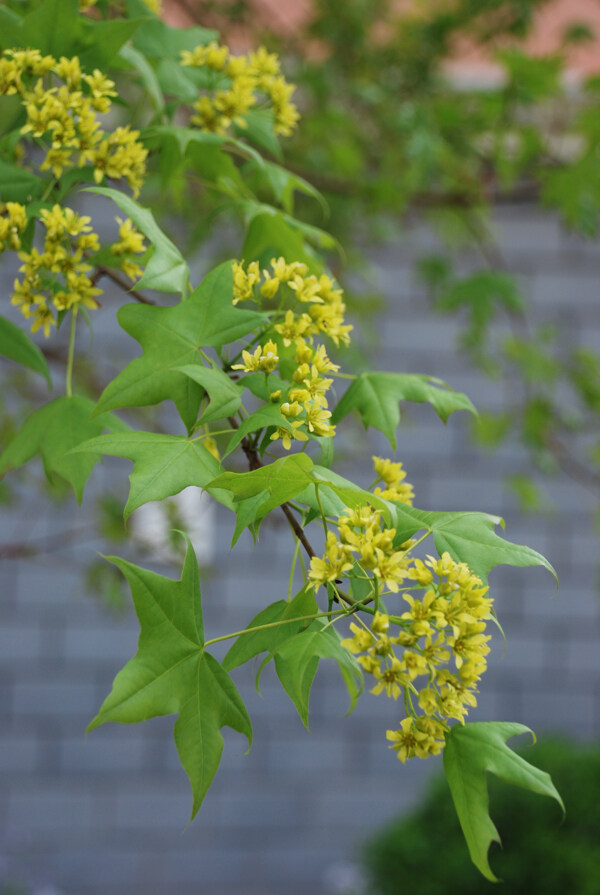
[0,158,42,203]
[119,44,165,113]
[14,0,80,57]
[223,403,290,459]
[241,211,314,271]
[208,453,315,525]
[222,585,319,671]
[274,619,363,726]
[238,108,282,160]
[132,16,217,60]
[77,18,146,72]
[246,159,327,216]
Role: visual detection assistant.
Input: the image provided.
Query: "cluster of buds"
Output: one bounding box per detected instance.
[0,48,147,192]
[233,258,353,348]
[9,206,145,337]
[181,43,299,137]
[12,205,101,336]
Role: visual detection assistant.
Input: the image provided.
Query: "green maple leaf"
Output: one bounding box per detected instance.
[0,396,128,502]
[0,313,51,386]
[331,372,476,448]
[208,453,315,542]
[389,503,556,584]
[71,431,233,519]
[175,364,244,424]
[273,620,363,726]
[222,403,290,459]
[88,540,252,819]
[94,261,266,431]
[222,586,362,727]
[85,186,189,294]
[222,586,319,671]
[444,722,564,881]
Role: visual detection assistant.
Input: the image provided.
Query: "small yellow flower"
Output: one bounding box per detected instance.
[260,272,280,299]
[258,340,279,373]
[371,656,408,700]
[271,257,307,282]
[269,420,308,451]
[0,202,28,253]
[232,260,260,304]
[112,217,146,256]
[341,622,374,654]
[274,309,312,346]
[248,47,281,79]
[386,718,428,763]
[203,437,220,461]
[400,650,429,680]
[231,340,279,375]
[371,612,390,635]
[308,531,353,591]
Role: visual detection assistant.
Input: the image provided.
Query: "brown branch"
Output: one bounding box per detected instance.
[227,416,316,559]
[544,432,600,492]
[282,158,544,209]
[92,266,157,305]
[280,501,316,559]
[0,525,97,560]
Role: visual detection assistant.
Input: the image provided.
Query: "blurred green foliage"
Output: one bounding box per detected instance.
[363,738,600,895]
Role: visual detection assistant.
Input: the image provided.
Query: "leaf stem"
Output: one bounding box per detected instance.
[401,530,431,556]
[191,428,237,441]
[41,176,58,203]
[288,539,301,601]
[203,607,348,648]
[66,309,77,398]
[314,483,328,536]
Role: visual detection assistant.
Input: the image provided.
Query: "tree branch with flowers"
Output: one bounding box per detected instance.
[0,0,563,882]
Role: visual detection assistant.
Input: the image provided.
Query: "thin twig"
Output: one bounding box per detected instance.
[227,416,316,559]
[0,525,98,560]
[92,266,157,305]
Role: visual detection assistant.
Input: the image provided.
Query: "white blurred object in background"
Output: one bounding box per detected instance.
[129,487,215,566]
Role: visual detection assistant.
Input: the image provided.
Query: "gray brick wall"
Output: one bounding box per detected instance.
[1,202,599,894]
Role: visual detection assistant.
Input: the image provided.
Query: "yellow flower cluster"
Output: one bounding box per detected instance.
[233,339,338,449]
[0,202,28,253]
[111,217,147,282]
[232,258,353,348]
[341,551,493,762]
[11,204,101,337]
[0,48,147,193]
[229,257,353,450]
[372,456,414,504]
[309,499,415,593]
[180,43,299,137]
